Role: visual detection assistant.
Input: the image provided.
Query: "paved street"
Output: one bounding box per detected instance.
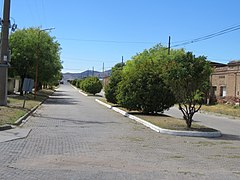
[0,84,240,180]
[166,106,240,137]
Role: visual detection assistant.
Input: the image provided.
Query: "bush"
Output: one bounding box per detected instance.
[81,77,102,95]
[76,79,83,88]
[105,63,124,104]
[117,48,175,114]
[71,79,77,86]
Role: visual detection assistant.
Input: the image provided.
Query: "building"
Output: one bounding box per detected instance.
[8,77,21,94]
[210,61,240,104]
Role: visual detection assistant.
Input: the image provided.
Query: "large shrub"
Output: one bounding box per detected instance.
[117,47,175,114]
[76,79,83,89]
[71,79,77,86]
[81,77,102,95]
[105,63,125,104]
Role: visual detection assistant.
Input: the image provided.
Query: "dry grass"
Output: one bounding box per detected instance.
[0,89,53,126]
[135,114,217,132]
[201,104,240,118]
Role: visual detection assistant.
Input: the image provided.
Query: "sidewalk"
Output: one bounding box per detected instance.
[0,127,31,143]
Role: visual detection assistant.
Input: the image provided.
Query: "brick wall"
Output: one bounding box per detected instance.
[211,62,240,104]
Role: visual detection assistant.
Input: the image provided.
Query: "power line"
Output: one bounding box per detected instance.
[171,24,240,48]
[57,37,158,44]
[61,56,122,63]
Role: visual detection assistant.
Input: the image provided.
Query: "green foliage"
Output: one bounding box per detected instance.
[81,77,102,95]
[105,63,125,104]
[9,27,62,89]
[117,45,175,114]
[71,79,78,86]
[76,79,83,88]
[163,52,212,128]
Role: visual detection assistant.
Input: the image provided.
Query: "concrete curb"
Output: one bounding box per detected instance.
[70,84,88,96]
[14,93,52,127]
[78,90,88,97]
[14,104,40,126]
[0,94,48,131]
[95,99,222,138]
[0,125,12,131]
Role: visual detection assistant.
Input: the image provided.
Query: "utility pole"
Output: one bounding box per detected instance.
[92,66,94,76]
[102,62,105,78]
[168,36,171,55]
[0,0,11,106]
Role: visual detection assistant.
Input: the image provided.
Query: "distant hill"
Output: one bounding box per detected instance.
[63,70,111,81]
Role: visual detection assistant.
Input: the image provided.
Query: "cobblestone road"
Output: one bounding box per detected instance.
[0,84,240,180]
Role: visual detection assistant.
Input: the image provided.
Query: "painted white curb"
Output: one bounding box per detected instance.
[70,84,89,96]
[78,90,88,96]
[95,99,222,138]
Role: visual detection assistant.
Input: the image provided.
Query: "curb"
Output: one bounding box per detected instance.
[0,124,12,131]
[70,84,88,96]
[78,90,88,97]
[14,93,51,127]
[95,99,222,138]
[14,104,41,126]
[0,97,46,131]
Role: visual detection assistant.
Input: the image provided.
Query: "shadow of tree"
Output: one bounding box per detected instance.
[34,115,118,125]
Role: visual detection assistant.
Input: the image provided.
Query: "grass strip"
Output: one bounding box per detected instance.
[0,89,53,126]
[201,104,240,118]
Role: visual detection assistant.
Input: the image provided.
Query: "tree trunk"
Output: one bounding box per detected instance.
[179,104,194,128]
[186,114,193,128]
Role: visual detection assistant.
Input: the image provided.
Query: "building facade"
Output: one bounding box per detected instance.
[210,61,240,104]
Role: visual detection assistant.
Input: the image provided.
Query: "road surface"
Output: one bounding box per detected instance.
[0,84,239,180]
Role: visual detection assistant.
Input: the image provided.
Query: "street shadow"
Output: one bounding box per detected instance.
[129,112,172,117]
[54,90,66,93]
[44,97,80,105]
[36,115,118,125]
[87,94,103,97]
[50,93,70,97]
[210,134,240,141]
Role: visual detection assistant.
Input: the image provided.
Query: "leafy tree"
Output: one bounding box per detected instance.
[9,27,62,93]
[81,77,102,95]
[163,52,212,128]
[105,62,125,104]
[117,45,175,114]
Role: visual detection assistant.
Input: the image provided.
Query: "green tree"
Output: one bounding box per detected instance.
[163,52,212,128]
[117,45,175,114]
[81,77,102,95]
[9,27,62,93]
[105,63,125,104]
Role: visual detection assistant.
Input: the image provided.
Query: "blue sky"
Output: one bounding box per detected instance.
[2,0,240,73]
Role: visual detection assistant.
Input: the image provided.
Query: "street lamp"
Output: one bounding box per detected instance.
[34,27,55,98]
